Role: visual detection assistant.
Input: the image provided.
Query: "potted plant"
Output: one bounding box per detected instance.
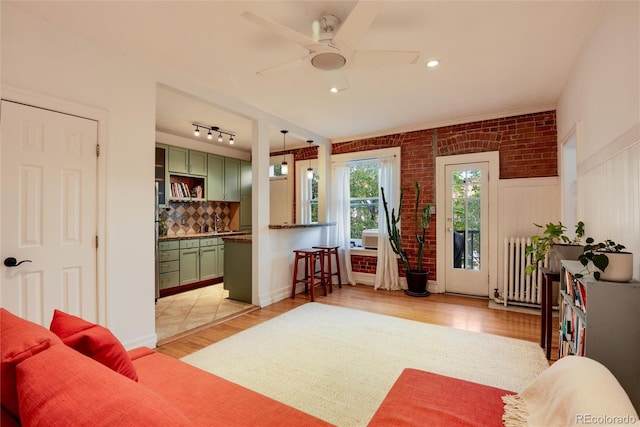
[525,221,585,274]
[381,181,432,297]
[576,238,633,282]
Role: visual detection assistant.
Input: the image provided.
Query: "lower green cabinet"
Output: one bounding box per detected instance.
[200,237,223,280]
[158,241,180,290]
[159,237,225,291]
[179,244,200,286]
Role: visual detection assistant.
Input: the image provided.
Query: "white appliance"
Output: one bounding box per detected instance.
[361,229,379,249]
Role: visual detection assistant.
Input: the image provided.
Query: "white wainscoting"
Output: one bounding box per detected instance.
[578,138,639,281]
[496,177,560,295]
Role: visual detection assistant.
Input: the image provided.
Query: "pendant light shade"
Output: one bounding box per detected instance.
[281,130,289,175]
[306,139,314,180]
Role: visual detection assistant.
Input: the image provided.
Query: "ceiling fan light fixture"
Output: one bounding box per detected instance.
[311,52,347,71]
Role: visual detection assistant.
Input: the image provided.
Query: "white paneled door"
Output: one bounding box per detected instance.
[1,100,98,325]
[444,162,489,296]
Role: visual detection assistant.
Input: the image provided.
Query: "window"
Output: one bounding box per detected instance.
[299,166,319,223]
[331,147,400,250]
[349,159,379,247]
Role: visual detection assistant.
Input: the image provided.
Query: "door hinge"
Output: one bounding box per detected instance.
[96,144,100,157]
[95,235,99,249]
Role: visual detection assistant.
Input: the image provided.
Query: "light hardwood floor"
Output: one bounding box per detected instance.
[156,284,558,363]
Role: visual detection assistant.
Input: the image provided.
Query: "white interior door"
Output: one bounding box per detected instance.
[1,100,98,325]
[444,162,489,296]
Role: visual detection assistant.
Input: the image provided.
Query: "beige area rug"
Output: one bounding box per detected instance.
[182,303,549,427]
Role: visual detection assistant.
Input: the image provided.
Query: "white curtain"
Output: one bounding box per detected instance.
[330,161,356,286]
[375,156,404,290]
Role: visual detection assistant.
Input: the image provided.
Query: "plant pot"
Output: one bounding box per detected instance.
[549,243,584,273]
[405,270,430,297]
[597,252,634,282]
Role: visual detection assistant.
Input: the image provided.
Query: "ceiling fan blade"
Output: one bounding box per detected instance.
[242,11,324,52]
[257,55,310,75]
[332,1,380,52]
[323,69,349,93]
[348,50,421,68]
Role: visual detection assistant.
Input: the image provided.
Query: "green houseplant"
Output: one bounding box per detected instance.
[381,181,432,296]
[525,221,585,274]
[576,238,633,281]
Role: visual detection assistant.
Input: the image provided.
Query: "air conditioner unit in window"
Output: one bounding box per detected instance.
[361,229,379,249]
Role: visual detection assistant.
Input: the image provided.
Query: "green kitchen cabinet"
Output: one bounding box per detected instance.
[200,237,222,281]
[206,154,225,201]
[224,158,240,202]
[207,154,240,202]
[224,239,251,303]
[239,160,252,230]
[169,147,207,177]
[158,240,179,290]
[179,239,200,285]
[217,243,225,277]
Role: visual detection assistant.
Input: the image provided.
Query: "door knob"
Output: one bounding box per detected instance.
[3,257,32,267]
[447,227,452,232]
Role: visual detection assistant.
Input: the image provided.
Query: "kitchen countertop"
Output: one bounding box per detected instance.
[159,231,250,241]
[221,234,252,243]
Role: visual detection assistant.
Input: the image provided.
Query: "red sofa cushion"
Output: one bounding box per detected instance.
[16,344,193,426]
[368,368,514,427]
[49,309,138,381]
[0,308,62,419]
[131,348,333,426]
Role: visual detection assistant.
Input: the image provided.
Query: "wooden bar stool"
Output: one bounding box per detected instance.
[312,245,342,291]
[291,248,326,302]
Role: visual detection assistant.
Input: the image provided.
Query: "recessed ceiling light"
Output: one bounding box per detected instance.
[426,59,439,68]
[330,87,339,93]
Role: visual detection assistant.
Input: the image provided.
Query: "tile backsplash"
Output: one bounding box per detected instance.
[158,201,234,236]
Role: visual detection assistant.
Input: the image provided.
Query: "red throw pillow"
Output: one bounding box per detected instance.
[49,309,138,381]
[16,344,192,426]
[0,308,63,419]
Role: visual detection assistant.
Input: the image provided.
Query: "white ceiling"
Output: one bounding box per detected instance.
[11,1,602,153]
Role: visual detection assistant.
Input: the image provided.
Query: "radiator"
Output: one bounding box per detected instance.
[502,237,546,306]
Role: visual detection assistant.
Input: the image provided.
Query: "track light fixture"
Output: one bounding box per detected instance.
[281,130,289,175]
[192,123,236,144]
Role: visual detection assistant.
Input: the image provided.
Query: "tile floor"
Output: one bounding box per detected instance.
[155,283,256,344]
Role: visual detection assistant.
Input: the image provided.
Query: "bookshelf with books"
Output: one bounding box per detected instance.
[559,260,640,411]
[168,174,205,201]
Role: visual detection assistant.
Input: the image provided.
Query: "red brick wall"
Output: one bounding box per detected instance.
[331,111,558,280]
[351,254,378,274]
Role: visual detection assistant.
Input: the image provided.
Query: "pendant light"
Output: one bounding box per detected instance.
[280,130,289,175]
[306,140,314,180]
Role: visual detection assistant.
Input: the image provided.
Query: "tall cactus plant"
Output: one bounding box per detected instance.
[381,182,432,273]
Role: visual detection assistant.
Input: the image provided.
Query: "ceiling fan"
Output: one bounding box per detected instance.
[241,2,420,92]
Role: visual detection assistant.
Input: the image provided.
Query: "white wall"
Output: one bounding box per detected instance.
[2,4,157,347]
[557,1,640,280]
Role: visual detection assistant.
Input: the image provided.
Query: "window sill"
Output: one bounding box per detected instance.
[350,248,377,257]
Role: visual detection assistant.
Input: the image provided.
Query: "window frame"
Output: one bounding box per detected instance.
[331,147,401,253]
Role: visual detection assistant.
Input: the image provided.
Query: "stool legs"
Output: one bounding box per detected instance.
[291,249,327,302]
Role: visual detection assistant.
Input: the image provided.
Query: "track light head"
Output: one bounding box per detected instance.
[194,127,200,137]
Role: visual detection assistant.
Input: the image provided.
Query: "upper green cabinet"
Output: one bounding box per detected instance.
[207,154,241,202]
[207,154,225,201]
[224,158,240,202]
[168,147,207,177]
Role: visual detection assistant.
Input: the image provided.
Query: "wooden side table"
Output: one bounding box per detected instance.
[540,268,559,360]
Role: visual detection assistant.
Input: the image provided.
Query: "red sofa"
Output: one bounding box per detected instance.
[0,308,331,426]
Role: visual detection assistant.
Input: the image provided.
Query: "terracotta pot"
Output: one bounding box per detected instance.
[597,252,634,282]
